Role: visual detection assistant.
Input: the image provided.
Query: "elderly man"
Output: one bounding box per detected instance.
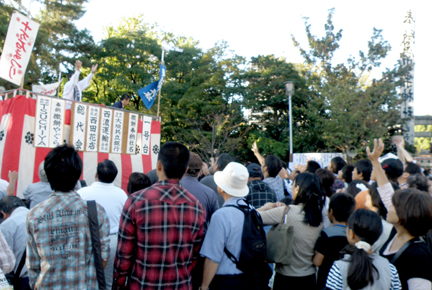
[26,145,110,289]
[78,159,128,289]
[0,196,30,289]
[22,162,54,209]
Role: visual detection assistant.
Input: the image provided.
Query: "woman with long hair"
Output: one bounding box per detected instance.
[258,172,325,289]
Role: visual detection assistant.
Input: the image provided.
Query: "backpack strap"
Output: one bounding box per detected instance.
[391,238,415,264]
[15,250,26,279]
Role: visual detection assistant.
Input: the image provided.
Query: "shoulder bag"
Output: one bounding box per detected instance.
[265,206,294,264]
[87,200,106,290]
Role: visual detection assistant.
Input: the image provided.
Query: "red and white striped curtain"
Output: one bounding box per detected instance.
[0,95,161,197]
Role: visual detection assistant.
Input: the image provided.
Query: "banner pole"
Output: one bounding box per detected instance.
[156,49,164,118]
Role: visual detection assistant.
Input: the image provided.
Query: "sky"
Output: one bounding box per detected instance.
[44,0,432,115]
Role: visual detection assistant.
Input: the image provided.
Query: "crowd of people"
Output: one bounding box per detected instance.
[0,137,432,290]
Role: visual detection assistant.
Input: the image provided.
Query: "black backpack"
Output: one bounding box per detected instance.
[223,199,267,274]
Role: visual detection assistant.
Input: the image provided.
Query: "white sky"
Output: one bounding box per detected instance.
[72,0,430,115]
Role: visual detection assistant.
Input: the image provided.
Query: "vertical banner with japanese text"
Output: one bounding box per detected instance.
[70,103,87,151]
[126,113,138,154]
[400,10,415,144]
[111,110,124,153]
[49,99,65,147]
[0,12,40,86]
[142,116,152,155]
[34,96,51,147]
[86,106,100,151]
[99,108,112,153]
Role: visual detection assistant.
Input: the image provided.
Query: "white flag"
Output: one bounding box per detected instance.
[162,41,183,53]
[32,81,61,96]
[0,12,40,86]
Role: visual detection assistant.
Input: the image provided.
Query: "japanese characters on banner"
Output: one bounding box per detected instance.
[111,110,124,154]
[291,153,346,171]
[32,81,61,96]
[49,99,65,147]
[142,116,152,155]
[0,12,40,86]
[71,103,87,151]
[126,113,138,154]
[99,108,112,153]
[86,106,100,151]
[400,10,415,145]
[34,96,51,147]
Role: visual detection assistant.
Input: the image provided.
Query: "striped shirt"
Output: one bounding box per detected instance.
[26,192,110,289]
[0,230,15,274]
[326,254,401,290]
[263,175,284,201]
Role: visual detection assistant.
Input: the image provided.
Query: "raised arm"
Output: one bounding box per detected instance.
[77,64,97,92]
[6,170,18,196]
[251,141,265,167]
[393,137,413,164]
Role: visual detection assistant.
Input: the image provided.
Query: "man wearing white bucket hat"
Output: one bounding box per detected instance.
[200,162,262,290]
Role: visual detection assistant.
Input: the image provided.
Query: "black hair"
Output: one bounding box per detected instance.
[346,180,370,198]
[368,183,389,219]
[305,160,321,174]
[329,193,356,222]
[344,209,382,289]
[354,160,373,182]
[405,162,421,175]
[0,196,25,214]
[330,157,347,174]
[120,93,131,101]
[393,189,432,236]
[217,153,233,171]
[79,180,87,188]
[158,142,190,179]
[341,165,354,183]
[407,173,429,192]
[97,159,118,183]
[381,159,403,183]
[293,173,325,227]
[44,145,82,192]
[127,172,151,195]
[265,155,282,177]
[315,168,335,198]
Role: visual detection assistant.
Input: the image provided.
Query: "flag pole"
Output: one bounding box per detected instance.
[156,48,165,118]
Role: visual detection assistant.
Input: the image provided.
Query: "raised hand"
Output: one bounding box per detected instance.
[366,138,384,163]
[91,64,98,73]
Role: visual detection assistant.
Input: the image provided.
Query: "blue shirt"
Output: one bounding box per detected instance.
[112,101,123,108]
[200,197,245,275]
[263,175,284,201]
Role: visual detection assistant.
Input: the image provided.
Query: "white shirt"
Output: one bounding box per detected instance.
[63,70,94,110]
[0,179,9,192]
[78,182,127,234]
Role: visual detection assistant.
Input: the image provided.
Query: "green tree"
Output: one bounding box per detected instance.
[0,0,96,89]
[291,9,410,155]
[414,125,432,153]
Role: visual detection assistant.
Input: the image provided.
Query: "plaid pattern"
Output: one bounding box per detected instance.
[112,179,205,290]
[246,180,277,208]
[263,175,284,201]
[26,192,110,290]
[0,229,15,274]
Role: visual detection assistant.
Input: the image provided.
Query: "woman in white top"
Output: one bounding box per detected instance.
[258,172,325,290]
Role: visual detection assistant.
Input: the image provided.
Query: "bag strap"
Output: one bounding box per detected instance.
[87,200,107,290]
[390,238,415,264]
[281,206,290,224]
[13,250,26,280]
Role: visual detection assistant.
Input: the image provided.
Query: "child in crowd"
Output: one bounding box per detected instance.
[313,193,356,290]
[326,209,401,290]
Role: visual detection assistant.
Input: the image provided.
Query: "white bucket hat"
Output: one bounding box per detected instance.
[214,162,249,197]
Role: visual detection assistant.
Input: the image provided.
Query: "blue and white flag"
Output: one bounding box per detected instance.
[138,64,166,109]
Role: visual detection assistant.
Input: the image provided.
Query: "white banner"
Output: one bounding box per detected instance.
[142,116,151,155]
[292,153,346,171]
[0,12,40,86]
[34,96,51,147]
[32,81,61,96]
[99,108,112,153]
[71,103,87,151]
[86,106,100,151]
[111,110,124,154]
[126,113,138,154]
[49,98,65,147]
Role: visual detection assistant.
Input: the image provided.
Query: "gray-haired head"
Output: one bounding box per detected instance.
[39,161,48,182]
[0,196,25,215]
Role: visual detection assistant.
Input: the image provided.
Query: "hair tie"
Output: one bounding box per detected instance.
[355,241,371,252]
[382,164,389,169]
[356,184,368,192]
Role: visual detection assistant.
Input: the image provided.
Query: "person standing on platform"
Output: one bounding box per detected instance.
[112,94,131,109]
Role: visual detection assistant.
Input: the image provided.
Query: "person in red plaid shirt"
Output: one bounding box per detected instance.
[112,142,206,290]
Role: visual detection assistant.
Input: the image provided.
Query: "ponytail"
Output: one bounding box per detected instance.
[345,209,383,289]
[345,242,378,289]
